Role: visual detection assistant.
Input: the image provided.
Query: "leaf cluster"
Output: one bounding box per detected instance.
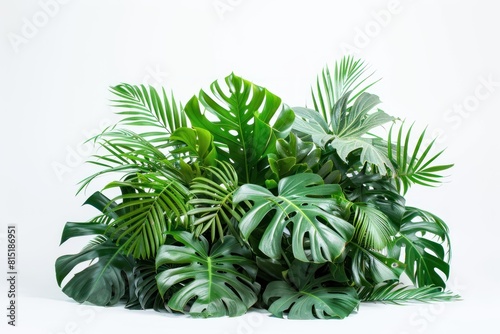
[56,56,457,319]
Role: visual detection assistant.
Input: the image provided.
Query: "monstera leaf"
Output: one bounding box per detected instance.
[346,173,406,228]
[388,207,451,288]
[155,231,260,317]
[263,261,359,319]
[184,73,295,184]
[126,260,169,311]
[233,174,354,263]
[56,236,134,306]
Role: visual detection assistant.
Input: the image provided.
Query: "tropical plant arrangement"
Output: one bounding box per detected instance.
[56,56,459,319]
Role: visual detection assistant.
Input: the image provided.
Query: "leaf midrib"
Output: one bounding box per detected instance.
[231,93,251,183]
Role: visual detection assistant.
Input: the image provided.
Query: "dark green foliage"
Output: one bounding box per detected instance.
[56,56,457,320]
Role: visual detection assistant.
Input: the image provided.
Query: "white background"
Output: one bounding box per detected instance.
[1,0,499,333]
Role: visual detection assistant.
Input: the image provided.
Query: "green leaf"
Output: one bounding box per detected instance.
[389,207,451,288]
[169,127,218,167]
[350,243,404,287]
[263,261,359,319]
[330,137,394,175]
[60,221,109,245]
[126,260,169,311]
[312,55,380,124]
[155,231,260,317]
[103,173,190,259]
[78,129,182,193]
[110,84,187,137]
[188,161,245,241]
[345,174,406,229]
[184,73,295,184]
[55,237,134,306]
[359,282,460,304]
[294,92,395,175]
[291,107,331,145]
[388,122,453,194]
[351,203,396,250]
[266,133,321,185]
[233,174,354,263]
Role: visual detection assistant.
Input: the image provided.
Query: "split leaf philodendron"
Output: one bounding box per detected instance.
[56,56,459,319]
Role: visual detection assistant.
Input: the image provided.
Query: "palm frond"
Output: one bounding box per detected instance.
[188,161,246,241]
[351,203,396,250]
[103,172,190,259]
[78,129,182,194]
[388,122,454,194]
[359,282,460,304]
[110,84,188,141]
[82,235,109,251]
[312,55,380,125]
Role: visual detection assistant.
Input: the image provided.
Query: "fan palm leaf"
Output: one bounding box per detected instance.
[388,122,454,194]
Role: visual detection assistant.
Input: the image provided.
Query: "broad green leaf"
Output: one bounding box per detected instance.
[233,174,354,263]
[388,207,451,288]
[156,232,260,317]
[55,238,134,306]
[184,73,295,184]
[330,137,394,175]
[291,107,332,145]
[126,260,169,311]
[263,261,359,319]
[60,221,108,245]
[169,127,217,167]
[345,174,406,229]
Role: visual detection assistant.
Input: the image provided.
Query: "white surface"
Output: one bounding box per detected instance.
[1,0,499,333]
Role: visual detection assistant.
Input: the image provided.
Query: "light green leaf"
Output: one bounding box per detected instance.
[388,122,454,194]
[184,73,295,184]
[330,137,394,175]
[110,84,187,138]
[359,282,460,304]
[312,55,379,124]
